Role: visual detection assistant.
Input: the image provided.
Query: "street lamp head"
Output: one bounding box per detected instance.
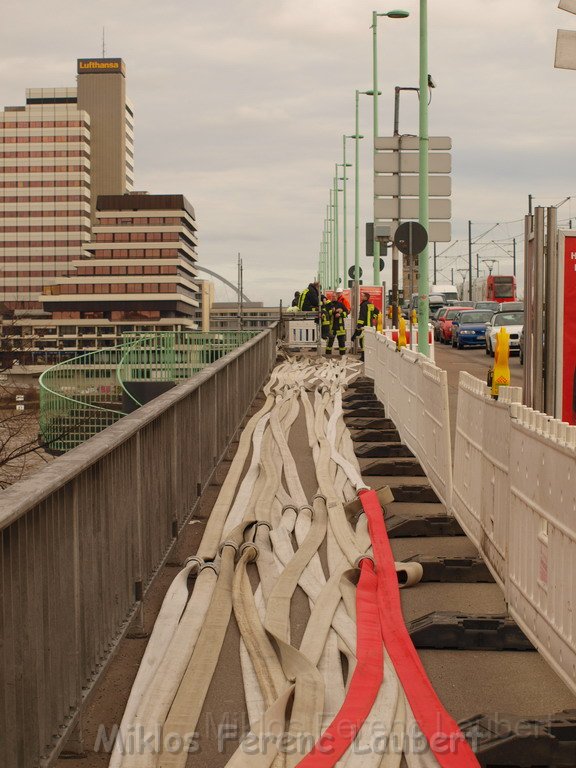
[382,9,409,18]
[361,89,382,96]
[346,134,364,139]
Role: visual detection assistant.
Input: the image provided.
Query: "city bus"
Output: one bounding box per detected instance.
[486,275,516,303]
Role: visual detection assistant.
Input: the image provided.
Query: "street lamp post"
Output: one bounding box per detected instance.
[333,170,340,288]
[372,9,410,286]
[335,162,349,289]
[339,149,352,287]
[418,0,430,355]
[353,89,375,336]
[483,259,497,276]
[326,201,333,288]
[457,268,468,301]
[330,190,336,289]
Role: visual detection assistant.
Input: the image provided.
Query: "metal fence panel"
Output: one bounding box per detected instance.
[0,325,277,768]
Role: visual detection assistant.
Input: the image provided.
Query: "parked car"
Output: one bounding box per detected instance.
[447,300,474,307]
[432,307,449,341]
[485,310,524,357]
[438,307,474,344]
[474,301,500,312]
[450,310,494,348]
[429,293,447,317]
[519,327,524,365]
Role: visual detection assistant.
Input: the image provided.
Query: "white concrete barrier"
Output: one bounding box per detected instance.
[451,373,522,588]
[365,329,452,507]
[451,374,576,695]
[506,404,576,696]
[367,336,576,695]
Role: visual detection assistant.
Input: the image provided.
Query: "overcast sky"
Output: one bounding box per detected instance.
[2,0,576,303]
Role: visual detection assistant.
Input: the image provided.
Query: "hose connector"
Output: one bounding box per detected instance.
[184,555,204,569]
[219,539,239,556]
[298,504,314,518]
[200,560,220,575]
[239,542,259,562]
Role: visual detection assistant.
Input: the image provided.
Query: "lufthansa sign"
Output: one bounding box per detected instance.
[77,58,123,74]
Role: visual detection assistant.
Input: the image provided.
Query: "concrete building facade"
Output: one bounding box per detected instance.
[43,193,199,322]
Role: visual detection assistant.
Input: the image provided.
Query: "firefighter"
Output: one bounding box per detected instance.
[297,281,320,312]
[320,295,331,340]
[325,291,349,356]
[351,291,380,361]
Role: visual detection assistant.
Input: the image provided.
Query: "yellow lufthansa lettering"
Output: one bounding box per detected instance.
[78,60,120,71]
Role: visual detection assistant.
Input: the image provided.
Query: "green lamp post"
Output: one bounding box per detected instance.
[341,138,352,285]
[372,9,410,286]
[418,0,430,355]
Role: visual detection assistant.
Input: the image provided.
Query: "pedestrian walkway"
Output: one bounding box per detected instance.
[104,354,487,768]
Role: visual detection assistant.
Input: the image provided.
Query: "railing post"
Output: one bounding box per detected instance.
[129,431,147,638]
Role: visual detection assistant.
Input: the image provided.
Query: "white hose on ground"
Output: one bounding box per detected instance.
[113,355,437,768]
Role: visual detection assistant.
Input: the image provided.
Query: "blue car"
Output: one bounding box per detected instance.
[450,310,494,349]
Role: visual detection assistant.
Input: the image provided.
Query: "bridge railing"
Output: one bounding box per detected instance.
[0,324,277,768]
[39,330,259,452]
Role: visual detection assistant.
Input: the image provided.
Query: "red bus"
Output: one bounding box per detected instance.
[486,275,516,302]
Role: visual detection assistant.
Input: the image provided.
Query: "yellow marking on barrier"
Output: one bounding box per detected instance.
[491,326,511,398]
[398,316,407,348]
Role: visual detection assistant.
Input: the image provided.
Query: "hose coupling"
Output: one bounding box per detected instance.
[200,560,220,575]
[354,555,375,569]
[239,542,259,562]
[219,539,239,555]
[183,555,204,570]
[298,504,314,517]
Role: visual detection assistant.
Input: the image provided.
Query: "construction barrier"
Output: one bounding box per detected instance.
[379,325,435,362]
[287,318,318,348]
[451,373,522,588]
[507,403,576,696]
[364,329,452,507]
[451,371,576,695]
[366,334,576,696]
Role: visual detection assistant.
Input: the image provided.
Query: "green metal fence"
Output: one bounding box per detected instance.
[39,330,258,452]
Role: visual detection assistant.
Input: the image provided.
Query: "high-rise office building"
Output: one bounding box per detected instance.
[0,58,133,312]
[43,193,199,322]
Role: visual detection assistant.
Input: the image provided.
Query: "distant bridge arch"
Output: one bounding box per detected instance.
[195,265,251,303]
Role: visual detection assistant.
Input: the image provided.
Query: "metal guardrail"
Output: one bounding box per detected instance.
[39,330,258,452]
[0,324,278,768]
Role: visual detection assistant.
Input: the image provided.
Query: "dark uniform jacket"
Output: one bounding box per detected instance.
[357,300,379,330]
[298,284,320,312]
[326,300,349,335]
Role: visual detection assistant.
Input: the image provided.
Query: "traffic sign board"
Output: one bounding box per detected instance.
[394,221,428,256]
[348,265,363,279]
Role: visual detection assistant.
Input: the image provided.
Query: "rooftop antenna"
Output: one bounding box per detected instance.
[102,27,106,58]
